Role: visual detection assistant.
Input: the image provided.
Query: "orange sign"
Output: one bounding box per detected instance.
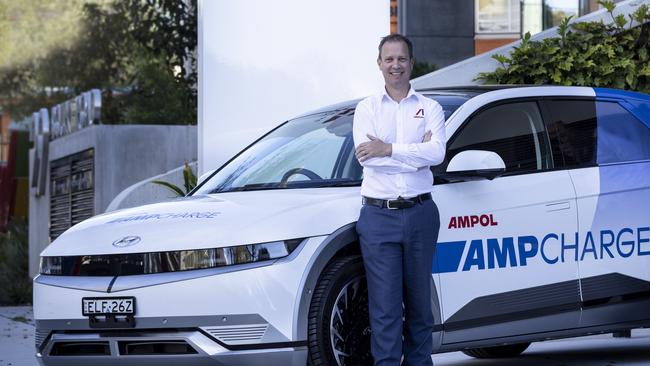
[390,0,398,33]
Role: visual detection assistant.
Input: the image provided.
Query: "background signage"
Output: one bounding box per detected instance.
[30,89,101,197]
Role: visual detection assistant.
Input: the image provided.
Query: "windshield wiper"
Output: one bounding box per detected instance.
[214,180,361,193]
[315,180,361,187]
[229,183,283,192]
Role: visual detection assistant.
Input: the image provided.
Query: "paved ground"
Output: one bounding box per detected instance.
[0,307,37,366]
[1,306,649,366]
[432,329,650,366]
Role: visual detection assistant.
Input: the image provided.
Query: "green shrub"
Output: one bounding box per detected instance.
[476,1,650,93]
[411,61,438,79]
[152,162,197,197]
[0,220,32,305]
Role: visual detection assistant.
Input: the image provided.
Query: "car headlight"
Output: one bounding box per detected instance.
[39,256,63,276]
[39,238,305,276]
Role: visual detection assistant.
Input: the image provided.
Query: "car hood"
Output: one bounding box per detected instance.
[41,187,362,256]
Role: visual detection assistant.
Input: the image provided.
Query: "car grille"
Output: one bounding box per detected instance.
[48,340,197,356]
[201,324,268,345]
[35,329,50,351]
[50,341,110,356]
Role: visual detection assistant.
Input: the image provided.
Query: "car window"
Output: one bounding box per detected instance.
[426,95,469,120]
[231,125,346,184]
[195,109,363,193]
[446,101,553,174]
[596,101,650,164]
[543,99,597,168]
[194,97,468,194]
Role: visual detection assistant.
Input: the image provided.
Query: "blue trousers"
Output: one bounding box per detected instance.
[356,199,440,366]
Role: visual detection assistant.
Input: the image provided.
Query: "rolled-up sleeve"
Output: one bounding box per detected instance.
[391,101,446,168]
[353,100,418,174]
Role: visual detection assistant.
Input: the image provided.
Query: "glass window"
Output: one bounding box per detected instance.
[447,101,552,174]
[522,0,543,36]
[195,109,362,194]
[476,0,521,33]
[544,100,597,168]
[543,0,579,29]
[194,97,467,194]
[596,101,650,164]
[426,94,468,121]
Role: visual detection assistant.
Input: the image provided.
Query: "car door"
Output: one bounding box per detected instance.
[432,99,581,344]
[542,97,650,328]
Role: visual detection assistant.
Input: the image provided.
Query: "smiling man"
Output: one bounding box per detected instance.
[353,34,446,366]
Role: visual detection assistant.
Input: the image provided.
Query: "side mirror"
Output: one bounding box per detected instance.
[197,169,217,186]
[441,150,506,181]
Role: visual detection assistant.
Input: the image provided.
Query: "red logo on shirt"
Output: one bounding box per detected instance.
[414,109,424,118]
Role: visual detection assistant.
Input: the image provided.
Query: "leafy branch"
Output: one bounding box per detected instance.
[476,0,650,93]
[152,162,197,197]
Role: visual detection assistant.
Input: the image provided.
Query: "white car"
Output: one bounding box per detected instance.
[34,86,650,365]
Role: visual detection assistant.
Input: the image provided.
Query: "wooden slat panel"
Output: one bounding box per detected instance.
[50,149,94,241]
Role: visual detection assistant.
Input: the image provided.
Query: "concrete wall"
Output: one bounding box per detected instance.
[198,0,389,175]
[402,0,475,68]
[28,125,197,277]
[28,149,49,279]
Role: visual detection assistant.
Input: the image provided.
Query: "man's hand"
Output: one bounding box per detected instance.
[417,130,433,171]
[422,130,432,142]
[355,134,392,162]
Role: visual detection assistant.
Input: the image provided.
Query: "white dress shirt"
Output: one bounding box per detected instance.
[353,87,446,199]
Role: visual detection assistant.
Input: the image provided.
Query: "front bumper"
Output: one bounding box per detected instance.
[36,329,307,366]
[34,236,328,365]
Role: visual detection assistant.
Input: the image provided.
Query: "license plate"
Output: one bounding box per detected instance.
[82,297,135,316]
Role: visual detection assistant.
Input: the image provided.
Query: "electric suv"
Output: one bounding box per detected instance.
[34,86,650,365]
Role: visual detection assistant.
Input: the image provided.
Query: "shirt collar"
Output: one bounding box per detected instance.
[381,85,418,103]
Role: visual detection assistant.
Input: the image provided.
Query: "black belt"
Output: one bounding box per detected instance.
[362,193,432,210]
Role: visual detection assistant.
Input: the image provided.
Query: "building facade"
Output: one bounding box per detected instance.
[395,0,624,69]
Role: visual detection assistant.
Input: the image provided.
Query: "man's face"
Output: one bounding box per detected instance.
[377,40,413,89]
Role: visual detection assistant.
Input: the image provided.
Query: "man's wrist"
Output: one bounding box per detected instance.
[386,143,392,157]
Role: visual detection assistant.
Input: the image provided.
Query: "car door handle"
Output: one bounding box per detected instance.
[545,201,571,212]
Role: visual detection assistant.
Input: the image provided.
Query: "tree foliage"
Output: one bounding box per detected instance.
[125,0,197,86]
[0,220,31,305]
[476,1,650,93]
[0,0,87,70]
[0,0,197,124]
[411,61,438,79]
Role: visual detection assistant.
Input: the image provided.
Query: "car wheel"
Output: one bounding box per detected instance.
[461,342,530,359]
[307,256,372,366]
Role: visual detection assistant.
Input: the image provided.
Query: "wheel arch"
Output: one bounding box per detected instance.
[292,222,444,354]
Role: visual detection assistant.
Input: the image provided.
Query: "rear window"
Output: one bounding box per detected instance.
[544,99,597,168]
[544,99,650,167]
[596,101,650,164]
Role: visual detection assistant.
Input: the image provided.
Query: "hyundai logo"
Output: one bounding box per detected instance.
[112,236,141,248]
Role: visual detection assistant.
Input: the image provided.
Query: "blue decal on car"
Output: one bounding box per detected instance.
[433,227,650,273]
[432,241,466,274]
[594,87,650,128]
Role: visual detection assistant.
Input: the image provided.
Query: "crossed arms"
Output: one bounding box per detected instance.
[352,100,446,174]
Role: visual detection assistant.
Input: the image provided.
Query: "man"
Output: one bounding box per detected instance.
[353,34,446,366]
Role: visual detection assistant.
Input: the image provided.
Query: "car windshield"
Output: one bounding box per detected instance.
[195,96,466,194]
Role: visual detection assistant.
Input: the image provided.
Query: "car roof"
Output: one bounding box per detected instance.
[295,85,649,120]
[295,87,493,119]
[418,84,526,96]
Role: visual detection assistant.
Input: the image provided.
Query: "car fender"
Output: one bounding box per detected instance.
[292,222,444,353]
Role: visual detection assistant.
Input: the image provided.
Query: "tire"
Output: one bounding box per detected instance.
[307,256,373,366]
[461,342,530,359]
